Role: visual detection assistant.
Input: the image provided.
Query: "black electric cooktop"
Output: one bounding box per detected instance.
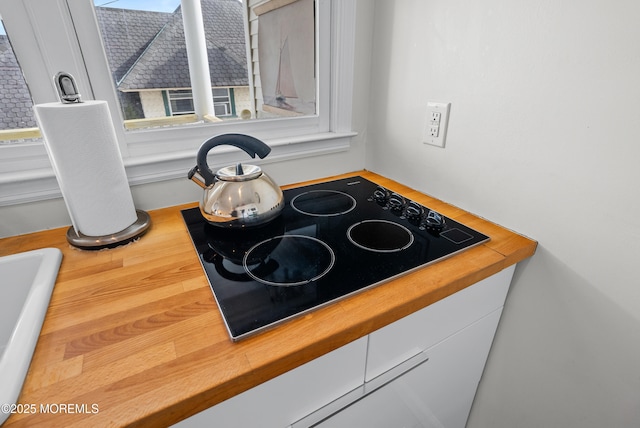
[182,176,489,341]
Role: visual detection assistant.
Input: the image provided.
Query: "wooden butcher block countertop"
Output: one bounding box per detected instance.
[0,171,536,427]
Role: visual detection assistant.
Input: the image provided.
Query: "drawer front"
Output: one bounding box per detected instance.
[297,309,503,428]
[173,336,367,428]
[365,265,515,381]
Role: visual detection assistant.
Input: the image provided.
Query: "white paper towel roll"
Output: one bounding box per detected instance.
[34,100,138,236]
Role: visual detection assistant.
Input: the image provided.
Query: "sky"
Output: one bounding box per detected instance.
[1,1,238,36]
[0,1,178,35]
[93,0,180,13]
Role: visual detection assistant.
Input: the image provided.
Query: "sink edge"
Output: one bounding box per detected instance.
[0,248,62,424]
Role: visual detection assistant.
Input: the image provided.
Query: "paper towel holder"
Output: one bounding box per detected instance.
[66,209,152,250]
[54,71,82,104]
[51,72,152,249]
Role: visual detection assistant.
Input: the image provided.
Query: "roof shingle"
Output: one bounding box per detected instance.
[113,0,249,91]
[0,36,37,130]
[96,7,174,84]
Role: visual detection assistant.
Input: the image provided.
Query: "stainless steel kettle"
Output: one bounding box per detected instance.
[188,134,284,228]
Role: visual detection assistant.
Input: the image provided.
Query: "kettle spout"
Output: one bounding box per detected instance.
[188,166,208,189]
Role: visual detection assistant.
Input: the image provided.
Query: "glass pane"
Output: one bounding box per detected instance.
[93,0,316,130]
[213,103,229,116]
[0,19,41,145]
[170,90,193,98]
[212,87,228,96]
[94,0,182,124]
[170,98,194,114]
[257,0,316,117]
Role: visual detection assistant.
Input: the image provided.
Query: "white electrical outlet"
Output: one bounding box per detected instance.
[423,102,451,147]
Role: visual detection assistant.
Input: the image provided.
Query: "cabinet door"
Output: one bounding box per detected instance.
[172,336,367,428]
[365,265,515,381]
[310,309,503,428]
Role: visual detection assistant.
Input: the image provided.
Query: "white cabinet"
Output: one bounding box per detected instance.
[172,336,368,428]
[365,265,515,381]
[175,266,516,428]
[309,310,503,428]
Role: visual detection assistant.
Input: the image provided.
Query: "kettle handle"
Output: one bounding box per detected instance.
[196,134,272,186]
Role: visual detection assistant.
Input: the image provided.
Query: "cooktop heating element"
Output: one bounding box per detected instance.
[182,176,490,341]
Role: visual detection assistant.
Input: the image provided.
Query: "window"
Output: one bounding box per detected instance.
[92,0,317,128]
[94,0,253,125]
[168,90,196,116]
[212,88,233,117]
[167,88,234,117]
[0,0,356,206]
[0,20,41,145]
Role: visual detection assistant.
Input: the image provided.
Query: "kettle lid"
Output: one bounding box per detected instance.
[215,163,262,182]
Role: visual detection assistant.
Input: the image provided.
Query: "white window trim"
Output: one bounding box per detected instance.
[0,0,357,206]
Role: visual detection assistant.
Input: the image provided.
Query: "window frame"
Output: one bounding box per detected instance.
[0,0,356,206]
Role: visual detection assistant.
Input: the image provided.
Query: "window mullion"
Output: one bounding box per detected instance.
[181,0,215,120]
[65,0,131,156]
[2,0,90,105]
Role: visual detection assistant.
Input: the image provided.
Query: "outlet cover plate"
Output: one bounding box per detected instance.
[423,102,451,147]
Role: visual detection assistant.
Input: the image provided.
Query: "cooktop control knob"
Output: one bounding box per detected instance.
[373,186,390,204]
[424,210,446,232]
[405,201,424,223]
[388,193,406,212]
[405,202,424,223]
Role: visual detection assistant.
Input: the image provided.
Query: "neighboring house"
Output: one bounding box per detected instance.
[0,35,38,132]
[97,0,250,120]
[0,0,250,134]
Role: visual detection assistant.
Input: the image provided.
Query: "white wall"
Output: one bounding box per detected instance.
[366,1,640,427]
[140,91,166,118]
[232,87,252,116]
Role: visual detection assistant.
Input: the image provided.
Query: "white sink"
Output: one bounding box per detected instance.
[0,248,62,425]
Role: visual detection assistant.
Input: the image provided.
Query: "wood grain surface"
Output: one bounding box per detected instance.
[0,171,536,427]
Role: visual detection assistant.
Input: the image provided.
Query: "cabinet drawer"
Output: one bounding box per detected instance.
[365,265,514,381]
[173,336,367,428]
[296,309,503,428]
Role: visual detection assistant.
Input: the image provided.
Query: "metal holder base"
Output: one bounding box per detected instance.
[66,210,152,250]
